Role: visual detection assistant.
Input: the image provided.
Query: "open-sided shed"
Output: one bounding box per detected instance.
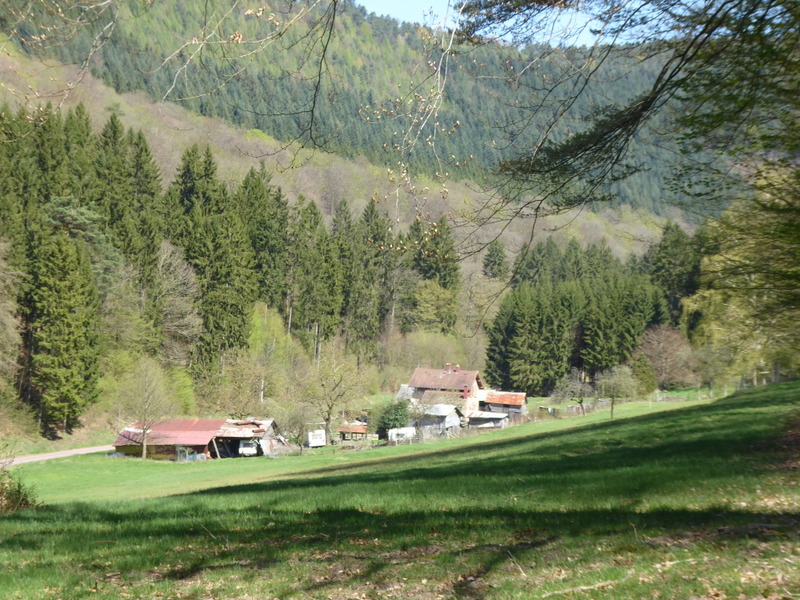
[113,418,279,460]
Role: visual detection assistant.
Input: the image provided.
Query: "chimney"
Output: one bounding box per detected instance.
[462,385,470,400]
[445,363,451,373]
[454,364,460,374]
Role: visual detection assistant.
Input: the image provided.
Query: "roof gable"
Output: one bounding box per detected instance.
[409,367,483,392]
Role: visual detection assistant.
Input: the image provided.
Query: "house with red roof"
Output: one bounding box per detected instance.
[400,363,484,411]
[398,363,527,417]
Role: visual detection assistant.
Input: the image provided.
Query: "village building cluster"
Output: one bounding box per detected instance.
[113,363,527,459]
[389,363,526,441]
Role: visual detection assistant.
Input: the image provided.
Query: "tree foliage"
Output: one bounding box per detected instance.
[487,239,664,396]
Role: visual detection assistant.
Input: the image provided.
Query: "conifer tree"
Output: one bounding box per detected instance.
[33,105,70,202]
[63,104,96,200]
[92,113,131,225]
[236,166,288,308]
[189,196,257,368]
[482,239,508,279]
[28,228,99,431]
[642,222,701,325]
[408,216,460,291]
[342,202,397,359]
[285,199,343,354]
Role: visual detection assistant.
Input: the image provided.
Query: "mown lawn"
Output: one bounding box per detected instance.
[2,384,798,600]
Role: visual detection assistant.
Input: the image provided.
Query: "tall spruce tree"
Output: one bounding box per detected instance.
[642,222,701,326]
[28,228,99,431]
[285,199,343,353]
[482,239,509,279]
[92,113,131,226]
[487,240,665,393]
[408,216,461,291]
[236,166,288,309]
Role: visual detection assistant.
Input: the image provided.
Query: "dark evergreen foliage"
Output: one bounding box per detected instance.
[486,239,666,396]
[5,2,694,215]
[482,239,508,280]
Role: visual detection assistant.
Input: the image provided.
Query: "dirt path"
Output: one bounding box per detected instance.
[12,445,115,465]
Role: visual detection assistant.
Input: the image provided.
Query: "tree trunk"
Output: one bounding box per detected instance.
[142,430,148,459]
[610,398,615,420]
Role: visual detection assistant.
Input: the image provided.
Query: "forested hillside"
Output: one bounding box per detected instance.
[0,103,480,433]
[0,0,795,442]
[11,0,689,215]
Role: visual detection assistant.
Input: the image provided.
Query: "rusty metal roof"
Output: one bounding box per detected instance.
[485,392,526,406]
[113,418,274,447]
[408,367,483,392]
[338,424,368,434]
[113,419,224,447]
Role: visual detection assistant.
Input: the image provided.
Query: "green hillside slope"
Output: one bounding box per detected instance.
[5,0,695,215]
[5,382,798,599]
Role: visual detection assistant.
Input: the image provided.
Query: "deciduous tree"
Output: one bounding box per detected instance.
[301,343,364,445]
[117,356,177,459]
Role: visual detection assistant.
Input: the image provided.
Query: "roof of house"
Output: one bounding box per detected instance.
[419,390,464,405]
[217,419,275,438]
[484,392,526,407]
[408,366,484,392]
[423,404,463,417]
[338,424,368,434]
[463,410,509,420]
[113,418,272,447]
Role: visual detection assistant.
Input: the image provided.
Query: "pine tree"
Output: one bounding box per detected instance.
[92,113,131,225]
[63,103,96,200]
[408,216,460,291]
[33,105,70,202]
[190,199,258,368]
[285,199,343,354]
[482,239,508,279]
[642,222,701,325]
[236,166,288,308]
[28,229,99,431]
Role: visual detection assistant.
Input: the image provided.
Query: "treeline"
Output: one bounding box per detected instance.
[0,105,461,433]
[485,230,704,397]
[9,0,695,215]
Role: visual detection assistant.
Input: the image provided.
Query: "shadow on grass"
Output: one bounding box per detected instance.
[254,383,798,483]
[176,382,799,503]
[2,383,797,598]
[4,501,798,599]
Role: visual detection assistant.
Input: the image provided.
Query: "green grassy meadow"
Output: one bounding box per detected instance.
[2,384,799,599]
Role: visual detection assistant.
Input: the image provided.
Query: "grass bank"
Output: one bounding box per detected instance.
[2,384,798,599]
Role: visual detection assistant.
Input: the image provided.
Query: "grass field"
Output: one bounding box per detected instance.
[2,384,798,599]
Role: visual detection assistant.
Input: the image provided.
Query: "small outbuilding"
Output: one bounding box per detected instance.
[338,422,369,442]
[479,391,528,416]
[416,403,463,439]
[113,418,281,461]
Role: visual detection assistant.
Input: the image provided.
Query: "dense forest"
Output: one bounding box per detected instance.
[0,102,785,438]
[0,105,471,434]
[0,1,796,441]
[10,0,693,215]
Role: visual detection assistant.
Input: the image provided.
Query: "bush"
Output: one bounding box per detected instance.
[376,400,410,438]
[0,469,40,514]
